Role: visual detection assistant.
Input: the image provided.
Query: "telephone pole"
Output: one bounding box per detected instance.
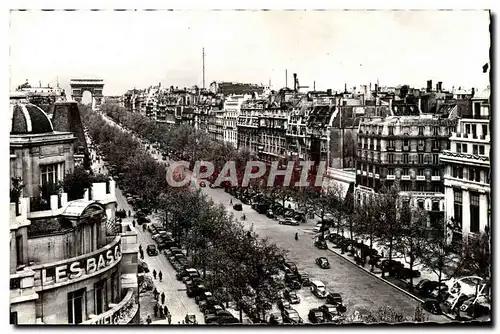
[202,48,205,89]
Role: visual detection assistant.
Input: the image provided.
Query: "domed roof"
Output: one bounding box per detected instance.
[10,102,54,134]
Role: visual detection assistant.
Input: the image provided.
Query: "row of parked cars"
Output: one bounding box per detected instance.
[144,224,241,324]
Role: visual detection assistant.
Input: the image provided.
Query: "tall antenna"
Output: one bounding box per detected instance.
[202,47,205,89]
[57,76,59,88]
[285,69,288,88]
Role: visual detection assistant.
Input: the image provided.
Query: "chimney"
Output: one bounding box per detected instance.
[471,88,475,98]
[426,80,432,92]
[293,73,297,91]
[344,83,347,93]
[438,82,443,92]
[83,189,90,201]
[327,89,332,96]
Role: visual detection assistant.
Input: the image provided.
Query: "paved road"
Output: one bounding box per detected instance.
[96,112,449,323]
[198,185,449,323]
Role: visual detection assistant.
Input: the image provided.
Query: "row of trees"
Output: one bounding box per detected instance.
[81,104,286,323]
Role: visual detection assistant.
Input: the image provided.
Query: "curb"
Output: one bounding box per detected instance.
[326,246,456,321]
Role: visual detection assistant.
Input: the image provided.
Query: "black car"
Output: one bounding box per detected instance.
[308,308,325,323]
[314,240,328,250]
[379,259,404,273]
[282,308,303,324]
[187,284,207,298]
[319,304,342,322]
[415,279,440,297]
[284,261,298,273]
[146,244,158,256]
[297,272,311,286]
[277,298,291,311]
[233,203,243,211]
[266,209,275,218]
[284,289,300,304]
[326,293,343,306]
[268,312,283,325]
[394,267,421,279]
[422,299,442,315]
[316,257,331,269]
[286,279,302,290]
[204,304,225,318]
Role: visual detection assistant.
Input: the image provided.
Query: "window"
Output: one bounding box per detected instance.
[473,145,478,155]
[388,153,394,163]
[457,144,461,153]
[432,184,441,192]
[469,168,480,182]
[474,102,481,116]
[40,163,64,187]
[462,144,468,153]
[403,139,409,147]
[388,168,394,176]
[454,188,463,226]
[68,288,86,324]
[375,167,380,174]
[482,124,488,136]
[418,200,425,209]
[418,139,425,147]
[388,126,394,135]
[418,169,425,176]
[387,139,395,149]
[433,127,439,135]
[418,126,424,135]
[10,312,18,325]
[401,183,411,191]
[433,169,440,176]
[479,145,485,155]
[402,154,409,164]
[465,124,471,134]
[470,192,480,233]
[433,140,440,150]
[418,154,424,164]
[402,168,409,175]
[433,154,439,165]
[432,201,440,211]
[16,235,23,265]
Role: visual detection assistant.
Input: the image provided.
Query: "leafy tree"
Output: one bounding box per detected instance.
[375,186,404,263]
[62,165,93,201]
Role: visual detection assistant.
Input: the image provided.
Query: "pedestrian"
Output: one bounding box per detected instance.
[164,306,169,318]
[153,304,158,318]
[167,312,172,325]
[140,251,144,260]
[132,219,136,227]
[153,288,158,300]
[161,292,165,304]
[153,270,157,280]
[159,271,163,282]
[128,210,131,217]
[143,224,146,232]
[295,232,298,240]
[230,199,233,205]
[139,244,143,252]
[146,315,152,325]
[159,305,163,318]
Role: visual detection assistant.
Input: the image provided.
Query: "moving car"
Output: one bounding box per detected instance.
[233,203,243,211]
[326,293,343,306]
[146,244,158,256]
[311,280,328,298]
[308,308,325,323]
[422,299,442,315]
[315,257,331,269]
[278,217,300,226]
[281,308,303,324]
[314,240,328,250]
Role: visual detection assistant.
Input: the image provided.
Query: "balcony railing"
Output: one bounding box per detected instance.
[416,175,426,181]
[401,175,411,180]
[386,175,396,180]
[81,288,138,325]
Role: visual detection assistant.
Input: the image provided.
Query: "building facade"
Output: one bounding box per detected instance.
[440,86,491,249]
[223,94,250,148]
[9,98,138,325]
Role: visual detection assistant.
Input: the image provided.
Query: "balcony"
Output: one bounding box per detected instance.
[368,172,373,177]
[416,175,426,181]
[386,175,396,180]
[431,175,441,181]
[375,174,380,179]
[386,146,395,152]
[401,175,411,180]
[81,288,138,325]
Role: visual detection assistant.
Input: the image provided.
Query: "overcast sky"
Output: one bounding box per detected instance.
[9,10,490,95]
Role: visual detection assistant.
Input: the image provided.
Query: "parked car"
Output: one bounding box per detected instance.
[204,304,225,317]
[422,299,442,315]
[308,308,326,323]
[176,268,200,281]
[319,304,343,323]
[146,244,158,256]
[313,223,323,233]
[284,289,300,304]
[286,279,302,290]
[430,283,450,300]
[298,272,311,286]
[315,257,331,269]
[187,283,207,298]
[196,291,214,304]
[282,308,303,324]
[233,203,243,211]
[326,292,343,306]
[394,267,421,279]
[379,260,404,275]
[284,261,298,273]
[266,209,275,218]
[268,312,283,325]
[314,240,328,250]
[276,297,290,311]
[311,280,328,298]
[185,313,197,324]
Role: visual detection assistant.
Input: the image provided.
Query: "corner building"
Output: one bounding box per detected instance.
[9,98,139,325]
